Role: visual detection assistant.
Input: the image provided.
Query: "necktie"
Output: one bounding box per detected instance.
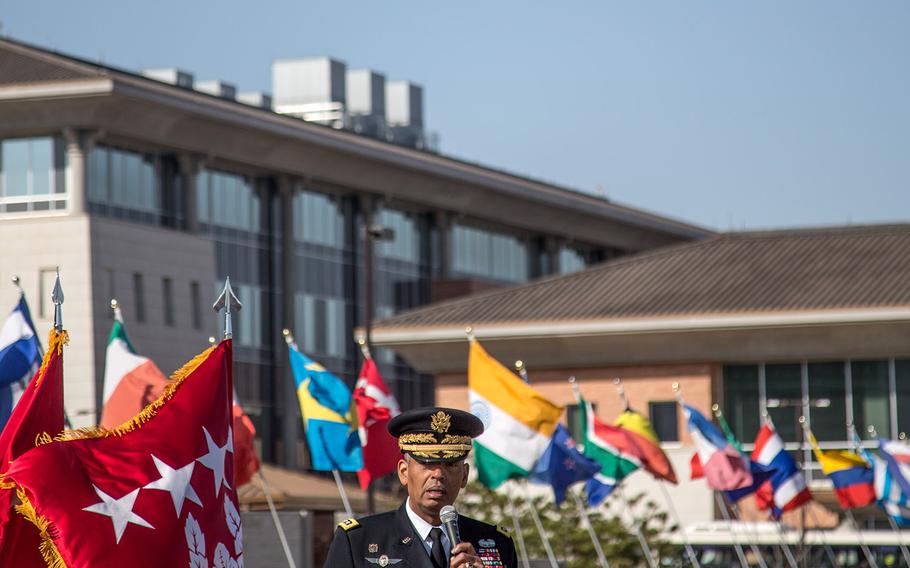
[429,527,447,568]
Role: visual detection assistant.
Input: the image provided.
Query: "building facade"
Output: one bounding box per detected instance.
[0,38,708,469]
[369,225,910,549]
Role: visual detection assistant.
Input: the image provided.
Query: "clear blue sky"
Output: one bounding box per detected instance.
[4,2,908,230]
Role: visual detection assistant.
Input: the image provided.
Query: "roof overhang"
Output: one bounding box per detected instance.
[367,307,910,373]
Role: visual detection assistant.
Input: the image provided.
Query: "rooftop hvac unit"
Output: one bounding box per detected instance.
[237,91,273,110]
[141,68,194,89]
[195,80,237,100]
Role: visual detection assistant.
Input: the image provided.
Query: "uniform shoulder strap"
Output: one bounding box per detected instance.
[338,518,361,532]
[496,524,511,537]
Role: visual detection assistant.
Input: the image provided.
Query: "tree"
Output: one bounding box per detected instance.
[458,481,684,568]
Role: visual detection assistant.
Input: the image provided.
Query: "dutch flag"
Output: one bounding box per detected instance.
[0,296,42,432]
[751,422,812,517]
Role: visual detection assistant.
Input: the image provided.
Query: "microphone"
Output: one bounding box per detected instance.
[439,505,461,548]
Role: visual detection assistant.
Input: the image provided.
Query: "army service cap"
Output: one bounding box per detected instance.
[388,407,484,463]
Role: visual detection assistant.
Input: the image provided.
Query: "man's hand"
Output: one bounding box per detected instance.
[449,541,483,567]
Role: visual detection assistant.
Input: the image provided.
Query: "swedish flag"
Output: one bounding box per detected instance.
[288,343,363,471]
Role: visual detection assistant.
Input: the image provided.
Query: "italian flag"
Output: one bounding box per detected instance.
[100,307,168,429]
[578,394,641,484]
[468,340,563,489]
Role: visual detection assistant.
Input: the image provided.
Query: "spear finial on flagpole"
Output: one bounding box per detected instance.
[282,328,296,348]
[514,360,528,381]
[11,275,23,297]
[212,277,241,340]
[613,377,630,411]
[208,336,217,345]
[868,424,878,439]
[358,337,372,360]
[671,381,685,407]
[51,267,64,332]
[568,376,582,399]
[464,326,475,341]
[110,298,124,323]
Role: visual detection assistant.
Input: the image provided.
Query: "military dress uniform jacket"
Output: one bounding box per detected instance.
[324,502,517,567]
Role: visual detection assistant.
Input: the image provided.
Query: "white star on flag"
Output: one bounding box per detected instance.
[144,454,203,516]
[82,485,154,544]
[197,426,233,497]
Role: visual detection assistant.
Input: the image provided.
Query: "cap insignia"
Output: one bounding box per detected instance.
[431,411,451,433]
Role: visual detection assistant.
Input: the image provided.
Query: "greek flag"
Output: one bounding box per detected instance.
[0,296,42,431]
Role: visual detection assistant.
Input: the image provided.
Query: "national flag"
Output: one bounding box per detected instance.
[0,328,66,566]
[685,404,752,491]
[615,408,677,484]
[100,304,168,429]
[713,408,777,503]
[752,423,812,517]
[577,394,640,506]
[0,296,42,432]
[805,429,874,509]
[468,340,563,489]
[530,424,601,506]
[6,340,242,568]
[288,341,362,472]
[863,442,910,526]
[231,395,260,488]
[353,356,401,490]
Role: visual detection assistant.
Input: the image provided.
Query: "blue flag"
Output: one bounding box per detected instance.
[585,474,618,507]
[724,460,777,502]
[530,424,602,506]
[288,342,363,472]
[0,296,41,431]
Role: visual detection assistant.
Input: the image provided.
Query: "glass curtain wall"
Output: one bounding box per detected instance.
[0,137,67,214]
[451,223,529,283]
[723,358,910,479]
[196,169,272,419]
[374,207,433,409]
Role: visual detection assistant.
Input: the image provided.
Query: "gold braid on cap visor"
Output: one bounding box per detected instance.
[399,433,473,460]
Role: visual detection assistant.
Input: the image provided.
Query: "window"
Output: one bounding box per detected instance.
[133,273,146,323]
[852,361,890,439]
[376,209,419,262]
[293,292,347,358]
[808,362,846,442]
[764,364,801,443]
[723,365,761,444]
[190,281,202,330]
[87,145,159,216]
[162,278,174,327]
[0,137,67,214]
[559,247,587,275]
[649,401,679,443]
[292,189,344,246]
[197,169,260,232]
[452,224,528,283]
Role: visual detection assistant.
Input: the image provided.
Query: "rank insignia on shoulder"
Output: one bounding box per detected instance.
[338,518,360,531]
[496,524,511,537]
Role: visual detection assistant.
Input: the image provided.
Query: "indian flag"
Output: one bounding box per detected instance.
[100,304,168,429]
[468,340,563,489]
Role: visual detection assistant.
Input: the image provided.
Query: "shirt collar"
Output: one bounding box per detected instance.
[405,497,440,541]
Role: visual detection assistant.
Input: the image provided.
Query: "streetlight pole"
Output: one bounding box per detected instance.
[359,197,394,514]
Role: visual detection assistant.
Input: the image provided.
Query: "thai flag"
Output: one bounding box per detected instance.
[0,297,42,432]
[752,423,812,518]
[685,404,753,490]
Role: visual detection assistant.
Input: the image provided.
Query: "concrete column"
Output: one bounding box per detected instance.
[433,210,452,279]
[62,128,100,216]
[177,153,203,233]
[276,176,299,468]
[544,236,563,276]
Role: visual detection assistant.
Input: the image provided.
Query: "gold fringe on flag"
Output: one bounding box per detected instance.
[15,487,66,568]
[55,343,217,441]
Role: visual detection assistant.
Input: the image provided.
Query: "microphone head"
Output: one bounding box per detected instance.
[439,505,458,524]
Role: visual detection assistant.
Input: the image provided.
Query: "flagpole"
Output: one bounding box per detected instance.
[332,469,355,518]
[211,329,297,568]
[519,481,559,568]
[712,492,749,568]
[866,425,910,567]
[615,379,700,568]
[617,484,659,568]
[796,417,840,568]
[571,487,610,568]
[505,490,532,568]
[839,422,879,568]
[357,338,378,516]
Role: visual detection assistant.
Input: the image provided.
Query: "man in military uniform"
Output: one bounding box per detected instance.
[325,407,517,567]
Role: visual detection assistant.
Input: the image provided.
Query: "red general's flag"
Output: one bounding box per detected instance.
[6,340,241,568]
[0,329,67,566]
[354,357,401,490]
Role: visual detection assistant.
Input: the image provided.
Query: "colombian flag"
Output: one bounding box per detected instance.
[288,342,362,472]
[807,429,875,509]
[614,409,678,484]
